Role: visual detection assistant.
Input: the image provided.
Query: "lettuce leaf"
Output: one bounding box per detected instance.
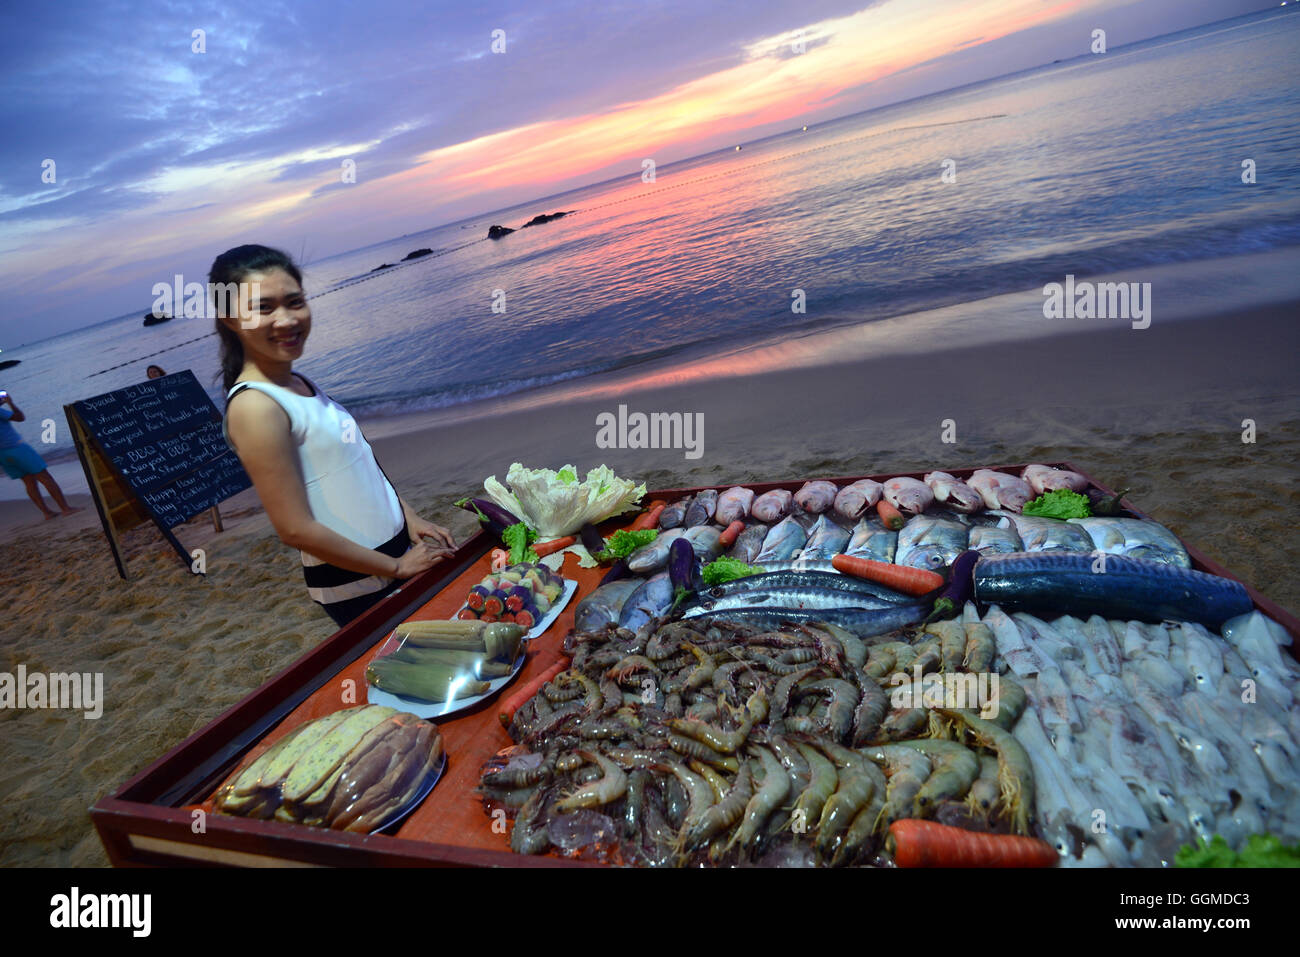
[1022,489,1091,520]
[597,529,657,562]
[501,522,538,564]
[1175,834,1300,868]
[702,556,765,585]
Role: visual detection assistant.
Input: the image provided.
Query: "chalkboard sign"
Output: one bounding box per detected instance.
[65,370,251,577]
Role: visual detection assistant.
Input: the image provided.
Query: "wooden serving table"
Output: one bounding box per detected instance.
[90,463,1299,867]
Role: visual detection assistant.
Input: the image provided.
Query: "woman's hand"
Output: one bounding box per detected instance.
[394,540,454,579]
[407,514,456,550]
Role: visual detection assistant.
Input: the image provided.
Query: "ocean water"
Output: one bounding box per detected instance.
[4,6,1299,494]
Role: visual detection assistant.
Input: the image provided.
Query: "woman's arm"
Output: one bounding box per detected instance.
[227,391,441,578]
[2,394,25,422]
[397,495,455,549]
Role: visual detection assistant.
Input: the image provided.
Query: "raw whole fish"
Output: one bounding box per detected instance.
[693,568,915,605]
[687,602,928,638]
[1021,464,1088,496]
[972,552,1254,628]
[682,524,724,562]
[923,471,983,513]
[681,585,898,619]
[881,477,934,515]
[968,524,1022,555]
[968,469,1032,512]
[626,528,686,574]
[845,518,896,563]
[726,522,769,563]
[992,512,1094,553]
[894,517,968,570]
[1067,517,1190,567]
[752,489,793,523]
[793,480,838,514]
[683,489,719,527]
[574,579,643,632]
[754,516,807,563]
[617,572,674,632]
[833,479,882,520]
[715,486,755,525]
[799,514,851,560]
[658,496,692,529]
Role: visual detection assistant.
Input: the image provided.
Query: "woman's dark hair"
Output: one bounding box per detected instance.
[209,244,304,396]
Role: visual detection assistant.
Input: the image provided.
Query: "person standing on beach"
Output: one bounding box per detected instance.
[0,391,82,520]
[213,244,456,627]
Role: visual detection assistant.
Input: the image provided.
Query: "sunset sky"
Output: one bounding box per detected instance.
[0,0,1270,344]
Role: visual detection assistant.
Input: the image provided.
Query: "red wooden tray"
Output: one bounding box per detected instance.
[90,462,1298,867]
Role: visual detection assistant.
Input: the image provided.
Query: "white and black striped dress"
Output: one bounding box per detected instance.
[222,372,407,614]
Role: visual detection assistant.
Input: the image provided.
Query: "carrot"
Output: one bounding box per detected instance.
[630,502,667,531]
[533,536,576,558]
[718,520,745,548]
[498,656,571,728]
[890,820,1058,867]
[832,554,944,596]
[876,498,906,530]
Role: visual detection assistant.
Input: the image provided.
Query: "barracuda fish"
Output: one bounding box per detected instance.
[726,522,769,563]
[683,489,719,527]
[681,585,898,619]
[923,471,984,513]
[991,512,1094,553]
[793,480,838,514]
[1021,464,1088,496]
[682,524,724,563]
[800,515,850,560]
[574,579,643,632]
[627,528,687,574]
[968,469,1032,512]
[1066,517,1190,567]
[845,518,896,563]
[618,572,674,632]
[687,602,928,638]
[968,524,1021,556]
[894,516,968,570]
[715,486,755,525]
[973,552,1254,629]
[691,569,914,605]
[752,489,794,523]
[881,477,934,516]
[754,516,807,563]
[833,479,882,520]
[658,496,692,529]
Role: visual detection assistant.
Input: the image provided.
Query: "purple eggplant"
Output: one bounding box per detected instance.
[454,497,522,536]
[579,523,606,557]
[668,536,697,609]
[926,549,979,623]
[599,560,630,586]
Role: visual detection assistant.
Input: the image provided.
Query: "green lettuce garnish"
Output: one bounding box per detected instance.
[1176,834,1300,868]
[595,529,657,562]
[558,467,578,485]
[502,522,538,564]
[1022,489,1091,520]
[702,556,764,585]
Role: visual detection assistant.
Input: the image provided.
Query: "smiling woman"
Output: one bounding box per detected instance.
[211,244,457,626]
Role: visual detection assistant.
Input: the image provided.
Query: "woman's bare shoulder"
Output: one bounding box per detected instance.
[225,385,291,435]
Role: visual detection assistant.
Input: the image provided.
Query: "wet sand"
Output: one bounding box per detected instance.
[1,301,1296,866]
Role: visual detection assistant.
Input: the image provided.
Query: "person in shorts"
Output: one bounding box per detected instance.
[0,391,82,519]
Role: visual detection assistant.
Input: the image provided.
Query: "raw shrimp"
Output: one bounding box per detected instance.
[555,750,628,811]
[938,708,1035,834]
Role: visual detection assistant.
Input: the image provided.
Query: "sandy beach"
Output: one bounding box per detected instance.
[1,301,1297,867]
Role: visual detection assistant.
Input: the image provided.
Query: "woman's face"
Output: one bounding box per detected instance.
[223,268,311,365]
